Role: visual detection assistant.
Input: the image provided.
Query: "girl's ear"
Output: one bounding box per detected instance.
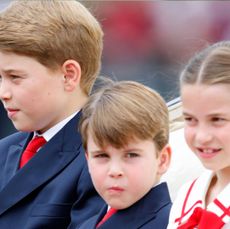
[61,59,81,91]
[157,144,172,176]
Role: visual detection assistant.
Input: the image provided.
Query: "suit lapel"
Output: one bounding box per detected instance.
[94,206,108,227]
[0,134,29,189]
[79,206,107,229]
[0,113,83,215]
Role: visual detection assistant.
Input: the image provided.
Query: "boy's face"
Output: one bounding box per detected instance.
[0,52,68,133]
[86,133,170,210]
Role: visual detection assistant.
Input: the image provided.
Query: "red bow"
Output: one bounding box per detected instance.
[177,207,224,229]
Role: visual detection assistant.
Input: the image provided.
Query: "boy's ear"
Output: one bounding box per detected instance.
[157,144,172,176]
[85,151,89,160]
[61,59,81,91]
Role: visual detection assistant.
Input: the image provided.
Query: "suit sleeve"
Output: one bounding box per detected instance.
[67,160,105,229]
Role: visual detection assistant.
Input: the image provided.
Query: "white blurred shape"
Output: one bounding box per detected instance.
[161,127,205,200]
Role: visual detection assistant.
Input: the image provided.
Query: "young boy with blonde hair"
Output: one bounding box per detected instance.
[79,80,172,228]
[0,1,104,228]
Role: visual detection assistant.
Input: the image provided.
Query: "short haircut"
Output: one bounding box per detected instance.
[0,0,103,95]
[80,80,169,153]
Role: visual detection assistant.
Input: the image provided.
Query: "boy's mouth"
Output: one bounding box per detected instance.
[108,186,125,194]
[6,108,19,119]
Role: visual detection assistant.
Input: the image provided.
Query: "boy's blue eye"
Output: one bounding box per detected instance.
[94,153,108,158]
[10,74,20,79]
[126,152,139,158]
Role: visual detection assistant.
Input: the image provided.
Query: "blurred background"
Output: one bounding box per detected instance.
[1,1,230,138]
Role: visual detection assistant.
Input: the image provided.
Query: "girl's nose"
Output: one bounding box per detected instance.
[195,126,213,145]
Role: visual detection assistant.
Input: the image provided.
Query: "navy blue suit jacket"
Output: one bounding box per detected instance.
[0,112,104,229]
[79,182,172,229]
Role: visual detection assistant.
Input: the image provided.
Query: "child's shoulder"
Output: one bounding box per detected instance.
[171,172,211,205]
[0,131,28,146]
[144,182,172,217]
[174,170,213,203]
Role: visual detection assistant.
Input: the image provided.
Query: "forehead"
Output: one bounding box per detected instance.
[0,52,36,71]
[181,84,230,115]
[87,131,155,151]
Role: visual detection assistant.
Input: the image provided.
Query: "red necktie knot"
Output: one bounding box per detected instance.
[20,136,46,168]
[96,208,117,228]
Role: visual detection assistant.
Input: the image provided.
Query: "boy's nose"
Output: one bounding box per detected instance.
[0,81,11,100]
[108,162,123,178]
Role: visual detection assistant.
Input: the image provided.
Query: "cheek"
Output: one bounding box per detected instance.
[184,127,194,145]
[89,166,106,195]
[128,165,157,197]
[18,87,45,110]
[87,161,94,175]
[88,163,104,183]
[216,128,230,139]
[131,162,156,184]
[15,88,34,103]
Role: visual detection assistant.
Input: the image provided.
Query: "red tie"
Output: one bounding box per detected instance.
[19,136,46,168]
[177,207,225,229]
[96,208,117,228]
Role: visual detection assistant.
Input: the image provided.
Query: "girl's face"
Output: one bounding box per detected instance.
[181,84,230,175]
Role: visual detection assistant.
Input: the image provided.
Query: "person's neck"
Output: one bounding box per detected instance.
[66,92,88,114]
[215,167,230,189]
[205,168,230,206]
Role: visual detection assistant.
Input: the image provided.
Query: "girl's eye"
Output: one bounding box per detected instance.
[183,116,197,125]
[211,117,224,122]
[211,117,226,125]
[184,116,192,122]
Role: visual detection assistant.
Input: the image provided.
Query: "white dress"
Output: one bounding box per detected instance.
[167,170,230,229]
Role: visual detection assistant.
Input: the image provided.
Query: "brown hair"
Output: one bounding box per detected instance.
[80,80,169,153]
[0,0,103,95]
[181,41,230,86]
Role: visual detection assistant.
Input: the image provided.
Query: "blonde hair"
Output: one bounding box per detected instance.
[181,41,230,86]
[80,80,169,153]
[0,0,103,95]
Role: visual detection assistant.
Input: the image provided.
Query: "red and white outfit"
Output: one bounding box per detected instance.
[167,170,230,229]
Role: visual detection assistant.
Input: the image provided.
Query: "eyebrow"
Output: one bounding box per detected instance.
[89,148,143,155]
[183,111,226,118]
[89,150,106,155]
[2,68,26,75]
[182,112,192,116]
[123,148,142,152]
